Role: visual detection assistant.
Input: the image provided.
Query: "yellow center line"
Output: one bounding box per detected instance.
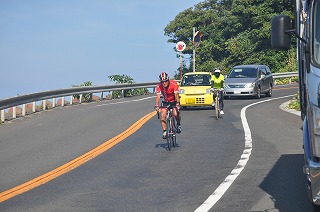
[0,111,157,202]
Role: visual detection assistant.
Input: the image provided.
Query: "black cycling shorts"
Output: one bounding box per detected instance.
[161,101,176,107]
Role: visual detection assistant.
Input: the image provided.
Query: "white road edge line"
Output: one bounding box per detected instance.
[82,96,156,110]
[194,95,295,212]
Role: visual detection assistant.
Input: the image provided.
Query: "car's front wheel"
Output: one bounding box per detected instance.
[255,87,261,99]
[266,85,272,97]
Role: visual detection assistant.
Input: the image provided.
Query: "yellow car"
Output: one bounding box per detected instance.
[179,72,213,108]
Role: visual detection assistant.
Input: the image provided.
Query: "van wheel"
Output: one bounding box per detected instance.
[313,203,320,212]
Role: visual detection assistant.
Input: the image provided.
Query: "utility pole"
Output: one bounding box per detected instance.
[193,27,195,72]
[193,28,202,73]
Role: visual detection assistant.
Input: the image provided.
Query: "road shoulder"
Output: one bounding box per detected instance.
[279,101,300,116]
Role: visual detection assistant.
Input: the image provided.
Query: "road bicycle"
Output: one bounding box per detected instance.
[211,88,222,119]
[157,103,177,151]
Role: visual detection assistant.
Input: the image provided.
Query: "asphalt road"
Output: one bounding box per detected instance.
[0,84,313,211]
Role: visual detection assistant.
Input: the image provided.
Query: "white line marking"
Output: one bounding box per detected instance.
[97,96,156,106]
[82,96,156,110]
[194,95,294,212]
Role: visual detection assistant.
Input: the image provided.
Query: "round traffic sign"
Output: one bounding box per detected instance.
[176,41,186,52]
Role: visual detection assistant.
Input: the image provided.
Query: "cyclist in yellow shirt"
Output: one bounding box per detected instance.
[210,68,225,115]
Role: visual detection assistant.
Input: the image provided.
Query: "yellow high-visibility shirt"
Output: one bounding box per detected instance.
[211,74,225,88]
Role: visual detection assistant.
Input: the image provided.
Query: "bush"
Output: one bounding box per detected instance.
[108,74,149,98]
[275,76,298,85]
[72,81,93,102]
[288,92,300,111]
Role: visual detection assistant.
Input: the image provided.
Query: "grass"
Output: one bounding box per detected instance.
[288,92,300,111]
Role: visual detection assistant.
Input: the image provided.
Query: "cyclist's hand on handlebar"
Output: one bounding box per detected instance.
[209,88,214,92]
[154,105,159,111]
[175,102,181,111]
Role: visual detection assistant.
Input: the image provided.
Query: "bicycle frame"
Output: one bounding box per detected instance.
[159,104,177,150]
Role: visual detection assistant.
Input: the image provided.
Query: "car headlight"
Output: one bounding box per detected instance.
[179,89,185,94]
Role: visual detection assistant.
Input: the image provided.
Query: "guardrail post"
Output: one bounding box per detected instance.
[22,104,26,116]
[33,102,36,112]
[53,98,56,108]
[70,96,73,105]
[43,100,47,110]
[61,97,65,106]
[80,94,83,103]
[1,110,4,122]
[100,92,104,100]
[12,106,16,118]
[121,90,124,98]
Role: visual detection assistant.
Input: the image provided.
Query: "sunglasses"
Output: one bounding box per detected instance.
[161,80,169,83]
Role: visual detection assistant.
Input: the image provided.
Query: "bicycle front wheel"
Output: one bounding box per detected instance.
[215,97,220,119]
[171,117,177,147]
[166,118,173,151]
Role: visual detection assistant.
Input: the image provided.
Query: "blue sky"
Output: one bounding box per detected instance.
[0,0,199,99]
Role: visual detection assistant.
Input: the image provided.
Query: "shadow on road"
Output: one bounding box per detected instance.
[259,154,313,211]
[180,107,213,111]
[154,143,181,149]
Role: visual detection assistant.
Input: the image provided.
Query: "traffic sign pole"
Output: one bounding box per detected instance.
[176,41,186,80]
[180,51,182,80]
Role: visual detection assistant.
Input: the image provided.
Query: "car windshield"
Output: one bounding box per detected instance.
[228,68,258,78]
[181,74,211,86]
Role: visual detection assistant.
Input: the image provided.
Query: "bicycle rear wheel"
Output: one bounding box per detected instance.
[172,134,177,148]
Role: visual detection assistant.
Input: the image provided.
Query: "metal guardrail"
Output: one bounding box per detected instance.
[273,72,298,85]
[272,72,298,79]
[0,72,298,123]
[0,82,159,122]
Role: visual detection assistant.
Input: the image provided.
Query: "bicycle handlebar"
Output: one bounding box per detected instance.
[210,88,223,92]
[159,105,175,109]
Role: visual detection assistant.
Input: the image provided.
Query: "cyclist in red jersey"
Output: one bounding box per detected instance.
[155,72,181,139]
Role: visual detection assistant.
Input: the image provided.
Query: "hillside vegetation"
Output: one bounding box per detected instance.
[164,0,296,77]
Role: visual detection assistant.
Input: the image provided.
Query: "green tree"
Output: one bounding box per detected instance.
[108,74,134,84]
[164,0,296,76]
[108,74,148,98]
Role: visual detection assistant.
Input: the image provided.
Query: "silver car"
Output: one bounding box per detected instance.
[224,64,273,98]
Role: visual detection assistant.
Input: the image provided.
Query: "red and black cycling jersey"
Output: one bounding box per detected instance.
[156,80,179,102]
